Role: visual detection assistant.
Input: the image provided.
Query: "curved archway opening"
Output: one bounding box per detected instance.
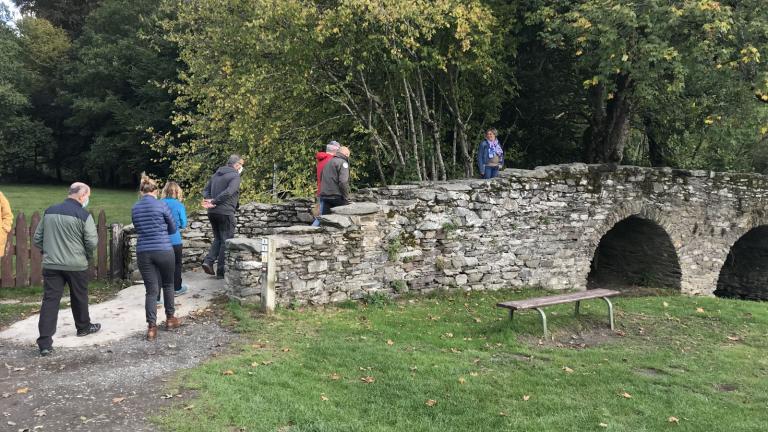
[715,226,768,300]
[587,215,681,291]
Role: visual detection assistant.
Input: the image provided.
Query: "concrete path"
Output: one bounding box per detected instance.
[0,271,225,347]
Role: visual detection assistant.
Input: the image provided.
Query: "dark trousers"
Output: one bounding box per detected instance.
[137,250,175,325]
[204,213,236,275]
[321,196,348,215]
[159,244,184,300]
[173,244,183,290]
[37,269,90,350]
[483,166,499,179]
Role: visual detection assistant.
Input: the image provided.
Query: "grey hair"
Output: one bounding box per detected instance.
[226,154,243,167]
[326,141,340,152]
[486,128,498,135]
[68,182,90,197]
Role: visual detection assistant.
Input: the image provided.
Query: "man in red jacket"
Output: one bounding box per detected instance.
[312,141,340,226]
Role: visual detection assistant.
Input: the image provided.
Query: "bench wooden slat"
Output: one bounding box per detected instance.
[496,289,620,310]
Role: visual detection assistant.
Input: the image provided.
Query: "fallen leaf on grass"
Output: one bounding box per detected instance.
[696,307,705,313]
[620,392,632,399]
[562,367,574,374]
[668,416,679,424]
[320,394,329,401]
[386,339,394,346]
[111,397,125,404]
[499,412,508,417]
[599,423,608,428]
[252,343,267,349]
[16,387,29,394]
[251,362,259,367]
[663,302,669,308]
[473,317,482,323]
[262,360,273,366]
[282,348,291,352]
[726,335,742,341]
[522,395,530,401]
[184,405,195,410]
[329,373,341,380]
[470,372,479,377]
[360,376,375,384]
[458,377,466,384]
[425,399,437,407]
[450,348,462,353]
[222,370,235,376]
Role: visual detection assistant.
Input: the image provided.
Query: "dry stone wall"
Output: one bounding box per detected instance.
[122,200,314,282]
[223,163,768,307]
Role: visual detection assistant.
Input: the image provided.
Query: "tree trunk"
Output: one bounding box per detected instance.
[583,74,633,164]
[644,117,665,167]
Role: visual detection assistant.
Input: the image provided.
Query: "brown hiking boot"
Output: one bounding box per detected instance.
[146,324,157,341]
[165,315,181,330]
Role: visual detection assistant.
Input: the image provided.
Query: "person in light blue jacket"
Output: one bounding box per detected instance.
[161,181,188,301]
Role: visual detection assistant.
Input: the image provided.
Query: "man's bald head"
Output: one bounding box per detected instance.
[68,182,91,205]
[339,146,351,157]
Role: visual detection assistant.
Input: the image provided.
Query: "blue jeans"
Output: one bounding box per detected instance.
[311,199,325,227]
[483,166,499,179]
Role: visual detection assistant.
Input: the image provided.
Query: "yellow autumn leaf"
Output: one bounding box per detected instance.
[563,366,574,373]
[222,370,235,376]
[425,399,437,407]
[522,395,530,401]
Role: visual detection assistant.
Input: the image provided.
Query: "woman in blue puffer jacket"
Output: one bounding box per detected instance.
[131,174,180,341]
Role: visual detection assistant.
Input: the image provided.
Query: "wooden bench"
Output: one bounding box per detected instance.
[496,289,620,337]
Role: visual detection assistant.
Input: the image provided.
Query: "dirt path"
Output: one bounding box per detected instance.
[0,319,234,431]
[0,271,237,431]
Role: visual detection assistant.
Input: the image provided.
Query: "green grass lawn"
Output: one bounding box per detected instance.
[0,183,138,225]
[158,289,768,432]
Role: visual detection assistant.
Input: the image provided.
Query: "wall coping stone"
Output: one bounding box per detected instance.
[274,226,321,235]
[331,202,380,215]
[226,238,262,253]
[319,214,353,228]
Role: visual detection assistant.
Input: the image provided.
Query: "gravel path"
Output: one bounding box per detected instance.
[0,318,234,432]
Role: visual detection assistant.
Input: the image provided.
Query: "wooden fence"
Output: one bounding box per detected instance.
[0,210,124,288]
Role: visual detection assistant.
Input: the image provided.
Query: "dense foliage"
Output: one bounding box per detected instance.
[1,0,767,197]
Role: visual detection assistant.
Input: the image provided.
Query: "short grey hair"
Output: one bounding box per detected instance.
[226,154,243,167]
[68,182,90,197]
[326,141,340,152]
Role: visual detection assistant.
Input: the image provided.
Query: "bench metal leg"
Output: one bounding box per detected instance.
[601,297,615,330]
[534,307,548,338]
[574,301,580,317]
[509,309,514,321]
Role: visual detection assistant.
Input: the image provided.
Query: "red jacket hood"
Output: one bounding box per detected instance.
[316,152,334,162]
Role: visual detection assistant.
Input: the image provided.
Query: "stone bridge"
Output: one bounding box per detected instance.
[128,163,768,308]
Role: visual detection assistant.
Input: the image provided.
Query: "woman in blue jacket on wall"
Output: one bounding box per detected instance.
[477,128,504,179]
[131,174,180,341]
[161,181,188,301]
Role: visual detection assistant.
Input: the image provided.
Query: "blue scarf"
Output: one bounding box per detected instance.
[488,139,502,158]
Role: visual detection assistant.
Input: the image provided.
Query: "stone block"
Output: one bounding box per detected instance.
[308,260,329,273]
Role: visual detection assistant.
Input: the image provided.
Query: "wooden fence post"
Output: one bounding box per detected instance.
[110,223,124,280]
[0,226,13,288]
[97,210,108,279]
[14,213,29,287]
[30,212,42,286]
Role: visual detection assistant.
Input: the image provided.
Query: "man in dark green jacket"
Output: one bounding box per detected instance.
[33,182,101,356]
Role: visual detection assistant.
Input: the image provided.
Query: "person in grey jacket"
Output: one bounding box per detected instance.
[319,146,351,214]
[33,183,100,356]
[201,154,244,278]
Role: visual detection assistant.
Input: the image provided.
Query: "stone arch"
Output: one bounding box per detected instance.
[715,225,768,300]
[586,203,682,291]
